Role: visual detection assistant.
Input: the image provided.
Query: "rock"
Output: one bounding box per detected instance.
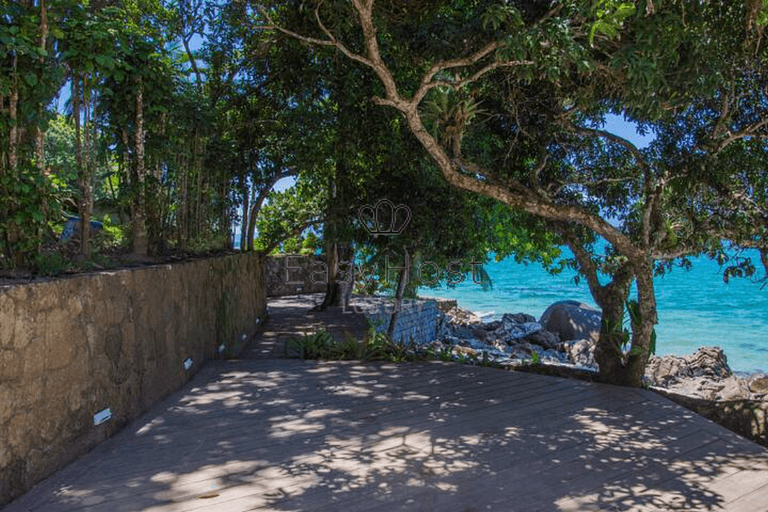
[478,320,502,331]
[645,346,732,387]
[715,376,751,401]
[541,349,570,364]
[453,345,478,358]
[662,375,750,402]
[523,329,560,350]
[502,312,536,324]
[561,339,597,368]
[539,300,601,343]
[748,374,768,395]
[445,306,482,326]
[686,346,732,378]
[497,321,543,343]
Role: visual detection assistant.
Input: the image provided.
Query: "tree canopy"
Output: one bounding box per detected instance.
[257,0,768,386]
[3,0,768,386]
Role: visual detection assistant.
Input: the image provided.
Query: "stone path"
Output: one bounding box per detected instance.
[5,297,768,512]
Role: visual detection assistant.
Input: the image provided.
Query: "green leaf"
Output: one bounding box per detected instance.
[23,73,38,87]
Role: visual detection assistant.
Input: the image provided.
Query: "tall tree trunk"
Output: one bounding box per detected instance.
[386,248,409,340]
[8,53,18,173]
[79,76,92,257]
[245,184,258,250]
[131,76,148,257]
[177,152,188,248]
[240,176,250,251]
[34,0,48,173]
[73,71,91,257]
[120,127,131,225]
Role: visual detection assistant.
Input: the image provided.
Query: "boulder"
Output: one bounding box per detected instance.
[561,339,597,368]
[645,346,732,387]
[498,321,543,344]
[524,329,560,350]
[445,306,482,326]
[748,374,768,395]
[539,300,601,343]
[502,312,536,324]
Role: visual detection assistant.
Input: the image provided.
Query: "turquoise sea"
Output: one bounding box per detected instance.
[419,253,768,374]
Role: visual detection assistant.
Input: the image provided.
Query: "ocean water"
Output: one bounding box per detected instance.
[419,254,768,374]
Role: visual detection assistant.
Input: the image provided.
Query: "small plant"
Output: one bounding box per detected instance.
[438,346,454,362]
[285,330,337,359]
[33,251,75,276]
[479,351,499,368]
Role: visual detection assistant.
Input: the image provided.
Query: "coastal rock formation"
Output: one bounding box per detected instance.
[436,306,566,364]
[645,346,732,388]
[560,339,597,368]
[645,347,767,447]
[748,374,768,395]
[539,300,601,342]
[431,299,766,447]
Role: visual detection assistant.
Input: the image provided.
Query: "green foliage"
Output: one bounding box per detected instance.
[626,299,656,356]
[32,251,75,276]
[286,328,431,363]
[589,1,636,45]
[0,166,58,267]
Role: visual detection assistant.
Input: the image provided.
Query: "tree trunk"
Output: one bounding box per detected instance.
[240,176,250,251]
[131,76,148,257]
[593,283,633,385]
[386,248,409,340]
[120,127,131,226]
[177,153,188,248]
[245,184,258,251]
[565,235,634,385]
[625,260,658,387]
[34,0,48,173]
[73,71,91,257]
[79,75,92,257]
[319,242,355,309]
[8,53,18,172]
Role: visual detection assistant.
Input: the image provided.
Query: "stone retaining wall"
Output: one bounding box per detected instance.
[0,252,266,506]
[652,389,768,448]
[360,298,439,346]
[266,254,327,296]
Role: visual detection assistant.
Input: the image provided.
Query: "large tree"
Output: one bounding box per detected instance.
[259,0,768,386]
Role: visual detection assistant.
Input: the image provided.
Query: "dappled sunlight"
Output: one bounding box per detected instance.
[570,408,667,452]
[269,416,327,439]
[15,360,768,512]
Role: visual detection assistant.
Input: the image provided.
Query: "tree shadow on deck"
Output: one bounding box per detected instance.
[9,360,768,512]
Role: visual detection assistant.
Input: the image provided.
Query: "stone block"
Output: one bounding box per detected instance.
[0,294,15,349]
[0,351,21,382]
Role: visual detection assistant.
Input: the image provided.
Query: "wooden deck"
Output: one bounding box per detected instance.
[5,297,768,511]
[6,359,768,512]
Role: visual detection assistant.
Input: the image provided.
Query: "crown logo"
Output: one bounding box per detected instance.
[358,199,411,236]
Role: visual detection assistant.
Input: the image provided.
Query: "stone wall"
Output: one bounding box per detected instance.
[653,389,768,449]
[360,298,439,346]
[0,252,266,506]
[266,254,327,297]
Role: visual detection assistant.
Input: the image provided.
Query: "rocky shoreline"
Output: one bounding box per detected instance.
[431,299,768,447]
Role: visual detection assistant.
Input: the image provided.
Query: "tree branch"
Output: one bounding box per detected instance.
[258,7,376,70]
[258,218,325,256]
[716,118,768,151]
